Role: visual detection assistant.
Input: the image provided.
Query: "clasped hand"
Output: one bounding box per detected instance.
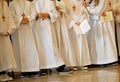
[56,6,61,11]
[75,22,81,26]
[83,1,87,8]
[38,13,49,20]
[21,17,29,24]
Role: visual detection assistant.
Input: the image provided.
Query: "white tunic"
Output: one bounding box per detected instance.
[34,0,64,69]
[53,0,61,52]
[113,0,120,56]
[63,0,91,66]
[0,1,16,72]
[10,0,39,72]
[87,0,118,64]
[54,0,76,66]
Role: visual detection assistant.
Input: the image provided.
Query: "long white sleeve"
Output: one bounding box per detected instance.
[48,1,58,23]
[9,1,23,28]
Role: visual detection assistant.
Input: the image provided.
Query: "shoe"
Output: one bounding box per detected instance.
[39,69,51,76]
[80,66,88,70]
[0,74,13,82]
[0,74,8,82]
[4,74,13,81]
[30,72,39,77]
[100,65,106,67]
[31,74,40,77]
[20,75,30,78]
[73,67,78,71]
[59,68,73,75]
[21,72,31,78]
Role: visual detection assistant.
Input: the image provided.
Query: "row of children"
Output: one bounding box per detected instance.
[0,0,120,81]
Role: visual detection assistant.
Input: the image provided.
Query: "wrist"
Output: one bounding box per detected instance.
[4,31,10,36]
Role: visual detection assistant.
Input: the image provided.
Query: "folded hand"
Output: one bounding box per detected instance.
[38,13,49,20]
[75,22,80,26]
[21,17,29,24]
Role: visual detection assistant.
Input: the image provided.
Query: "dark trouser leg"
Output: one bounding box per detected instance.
[0,71,6,75]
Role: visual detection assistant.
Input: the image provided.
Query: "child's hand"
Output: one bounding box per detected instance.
[75,22,80,26]
[102,12,106,17]
[83,1,87,8]
[21,17,29,24]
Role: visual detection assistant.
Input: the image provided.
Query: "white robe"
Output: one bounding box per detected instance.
[53,0,76,66]
[10,0,39,72]
[87,0,118,64]
[34,0,64,69]
[53,0,61,52]
[113,0,120,56]
[0,1,16,72]
[63,0,91,66]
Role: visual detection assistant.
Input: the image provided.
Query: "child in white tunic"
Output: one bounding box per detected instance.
[9,0,40,77]
[54,0,77,67]
[34,0,65,70]
[112,0,120,56]
[86,0,118,65]
[63,0,91,69]
[0,0,17,81]
[34,0,73,74]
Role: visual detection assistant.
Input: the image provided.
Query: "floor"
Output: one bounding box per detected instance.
[11,64,120,82]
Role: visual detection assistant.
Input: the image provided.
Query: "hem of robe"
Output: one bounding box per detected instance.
[39,62,64,69]
[91,60,118,65]
[65,61,91,67]
[76,62,91,67]
[0,65,17,72]
[20,68,40,72]
[65,64,77,67]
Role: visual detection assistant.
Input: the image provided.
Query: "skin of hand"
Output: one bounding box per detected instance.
[114,10,120,15]
[1,31,10,37]
[83,0,87,8]
[21,17,29,24]
[75,22,81,26]
[117,20,120,25]
[102,12,106,17]
[4,31,10,36]
[108,8,113,12]
[38,13,49,20]
[107,8,120,16]
[56,6,61,11]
